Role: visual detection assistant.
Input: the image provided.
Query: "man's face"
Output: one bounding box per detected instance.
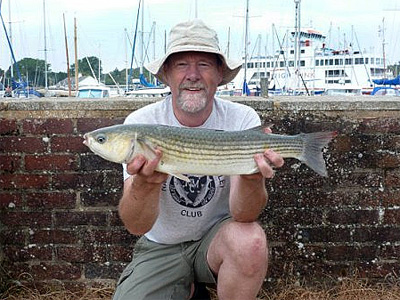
[164,51,223,114]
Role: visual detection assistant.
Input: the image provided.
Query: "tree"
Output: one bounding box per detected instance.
[70,56,102,78]
[5,57,50,87]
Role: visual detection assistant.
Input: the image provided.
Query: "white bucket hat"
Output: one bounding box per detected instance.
[145,19,242,86]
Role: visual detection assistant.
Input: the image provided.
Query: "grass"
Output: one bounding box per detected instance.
[1,276,399,300]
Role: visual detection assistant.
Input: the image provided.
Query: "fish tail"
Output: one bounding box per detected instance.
[298,131,337,177]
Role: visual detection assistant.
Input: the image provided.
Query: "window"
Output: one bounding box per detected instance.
[300,60,305,67]
[280,61,285,67]
[316,60,320,66]
[345,58,352,65]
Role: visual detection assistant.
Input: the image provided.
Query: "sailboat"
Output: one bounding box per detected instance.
[0,0,42,98]
[124,0,170,98]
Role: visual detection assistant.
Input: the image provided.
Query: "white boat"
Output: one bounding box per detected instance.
[125,86,171,98]
[76,84,110,98]
[231,28,391,95]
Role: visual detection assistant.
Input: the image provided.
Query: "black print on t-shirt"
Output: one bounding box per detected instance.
[169,175,216,208]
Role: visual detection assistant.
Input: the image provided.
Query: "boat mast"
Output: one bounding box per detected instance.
[293,0,301,92]
[381,18,386,76]
[63,13,71,96]
[43,0,48,91]
[140,0,144,75]
[243,0,249,95]
[74,17,78,91]
[8,0,13,81]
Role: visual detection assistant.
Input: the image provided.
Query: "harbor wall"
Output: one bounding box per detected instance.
[0,96,399,290]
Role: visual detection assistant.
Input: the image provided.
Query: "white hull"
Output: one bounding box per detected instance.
[232,30,391,95]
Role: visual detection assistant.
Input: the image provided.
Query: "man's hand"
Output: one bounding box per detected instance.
[242,126,284,180]
[126,149,168,184]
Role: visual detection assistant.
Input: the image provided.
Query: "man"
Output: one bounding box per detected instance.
[113,19,284,300]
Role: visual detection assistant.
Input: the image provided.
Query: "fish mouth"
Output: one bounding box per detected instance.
[82,134,89,146]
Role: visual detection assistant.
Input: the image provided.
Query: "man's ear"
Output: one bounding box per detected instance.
[162,64,170,85]
[218,65,224,85]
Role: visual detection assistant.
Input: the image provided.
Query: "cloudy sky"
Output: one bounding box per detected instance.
[1,0,399,73]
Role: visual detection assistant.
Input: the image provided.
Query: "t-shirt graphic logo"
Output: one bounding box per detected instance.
[169,175,216,208]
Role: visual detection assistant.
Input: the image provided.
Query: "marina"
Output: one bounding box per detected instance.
[0,0,399,98]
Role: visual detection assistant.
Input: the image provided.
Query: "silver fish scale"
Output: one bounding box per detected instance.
[135,124,305,162]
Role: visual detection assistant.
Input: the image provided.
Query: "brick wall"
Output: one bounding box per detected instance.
[0,97,399,289]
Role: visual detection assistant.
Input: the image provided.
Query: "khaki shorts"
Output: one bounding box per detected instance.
[113,217,230,300]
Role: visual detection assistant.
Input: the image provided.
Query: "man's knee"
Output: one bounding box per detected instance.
[222,221,268,275]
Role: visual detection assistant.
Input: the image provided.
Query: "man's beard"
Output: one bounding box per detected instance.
[176,84,208,113]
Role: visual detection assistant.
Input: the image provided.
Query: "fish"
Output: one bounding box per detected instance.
[83,123,337,181]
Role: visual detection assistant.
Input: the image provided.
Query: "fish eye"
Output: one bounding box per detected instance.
[96,134,107,144]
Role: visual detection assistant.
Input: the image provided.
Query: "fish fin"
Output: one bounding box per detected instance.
[171,173,190,182]
[298,131,337,177]
[245,123,274,132]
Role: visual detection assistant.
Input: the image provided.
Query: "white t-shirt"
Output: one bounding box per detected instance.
[123,95,261,244]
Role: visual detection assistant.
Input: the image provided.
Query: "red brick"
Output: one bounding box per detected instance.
[332,135,352,152]
[260,208,324,226]
[22,119,74,135]
[4,245,53,261]
[0,174,50,189]
[110,210,124,226]
[0,119,18,135]
[385,170,400,187]
[0,192,23,209]
[29,229,79,244]
[0,154,22,172]
[0,229,26,245]
[76,118,123,133]
[82,228,134,245]
[26,192,76,209]
[0,211,52,226]
[25,154,78,171]
[54,211,108,226]
[51,136,88,153]
[81,191,121,207]
[109,245,133,262]
[382,189,400,206]
[359,118,400,134]
[0,136,47,153]
[327,209,379,225]
[376,152,400,168]
[379,245,400,260]
[325,245,377,261]
[300,227,352,243]
[56,246,107,263]
[85,262,124,280]
[31,263,81,280]
[80,153,121,171]
[383,209,400,225]
[353,227,400,242]
[51,172,104,189]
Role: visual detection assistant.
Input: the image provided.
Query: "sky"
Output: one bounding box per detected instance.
[1,0,399,74]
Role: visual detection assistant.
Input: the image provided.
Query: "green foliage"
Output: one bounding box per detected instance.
[4,57,67,88]
[70,56,102,78]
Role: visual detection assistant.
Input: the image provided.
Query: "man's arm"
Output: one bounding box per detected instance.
[118,151,168,235]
